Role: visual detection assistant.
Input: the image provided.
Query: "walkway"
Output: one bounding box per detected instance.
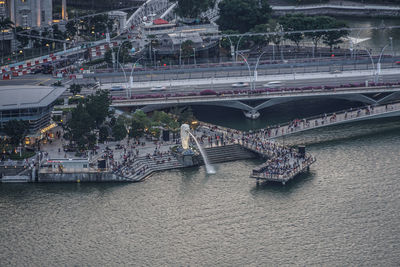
[255,101,400,140]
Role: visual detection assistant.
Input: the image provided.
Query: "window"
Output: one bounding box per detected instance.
[41,11,45,23]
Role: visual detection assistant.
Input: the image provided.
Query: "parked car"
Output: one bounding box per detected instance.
[232,82,249,88]
[263,81,283,88]
[150,86,166,91]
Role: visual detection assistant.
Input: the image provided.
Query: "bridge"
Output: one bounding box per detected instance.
[111,84,400,117]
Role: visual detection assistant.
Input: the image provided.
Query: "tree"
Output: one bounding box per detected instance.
[98,126,109,143]
[181,40,194,59]
[322,19,349,51]
[69,84,82,95]
[173,0,216,19]
[217,0,272,33]
[0,17,14,62]
[85,90,112,128]
[269,20,284,51]
[305,16,330,51]
[250,24,271,47]
[129,110,150,139]
[65,103,95,149]
[112,117,127,141]
[65,20,77,40]
[279,14,307,49]
[3,120,29,145]
[15,26,29,49]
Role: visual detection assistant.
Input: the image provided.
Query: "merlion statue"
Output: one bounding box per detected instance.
[180,124,190,150]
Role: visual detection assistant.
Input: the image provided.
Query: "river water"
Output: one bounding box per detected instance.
[1,99,400,266]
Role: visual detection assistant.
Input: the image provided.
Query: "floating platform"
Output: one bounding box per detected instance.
[250,157,316,185]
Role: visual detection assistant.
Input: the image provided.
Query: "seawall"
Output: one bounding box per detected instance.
[38,171,132,183]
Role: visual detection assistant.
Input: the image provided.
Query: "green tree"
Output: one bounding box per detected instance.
[65,103,95,149]
[0,17,14,62]
[173,0,216,19]
[65,20,77,40]
[322,19,349,51]
[112,117,127,141]
[85,90,111,128]
[99,126,109,143]
[181,40,194,58]
[217,0,272,33]
[129,110,151,139]
[268,20,284,52]
[15,26,29,49]
[69,84,82,95]
[250,24,271,47]
[279,14,307,49]
[3,120,29,145]
[305,16,331,51]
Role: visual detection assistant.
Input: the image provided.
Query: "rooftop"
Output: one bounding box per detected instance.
[0,86,66,111]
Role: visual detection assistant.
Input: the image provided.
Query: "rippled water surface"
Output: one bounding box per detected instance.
[1,105,400,266]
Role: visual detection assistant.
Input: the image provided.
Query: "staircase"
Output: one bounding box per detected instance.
[198,144,257,165]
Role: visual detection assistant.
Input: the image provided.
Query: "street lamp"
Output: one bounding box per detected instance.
[389,36,394,57]
[235,35,244,62]
[192,47,196,66]
[253,51,268,89]
[376,44,390,82]
[118,62,129,98]
[129,56,144,97]
[236,52,253,90]
[358,46,375,82]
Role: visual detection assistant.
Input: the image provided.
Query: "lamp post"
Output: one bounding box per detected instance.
[118,62,128,98]
[253,51,267,90]
[129,56,144,98]
[389,36,394,57]
[225,35,235,61]
[376,44,390,82]
[192,47,196,66]
[359,46,375,82]
[236,52,253,90]
[235,35,244,62]
[116,41,129,72]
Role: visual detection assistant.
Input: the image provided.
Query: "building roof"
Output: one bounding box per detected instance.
[0,86,66,111]
[153,18,169,25]
[167,32,203,45]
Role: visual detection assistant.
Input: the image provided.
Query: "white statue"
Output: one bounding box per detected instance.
[180,124,190,150]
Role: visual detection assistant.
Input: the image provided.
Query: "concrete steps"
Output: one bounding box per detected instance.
[199,144,257,164]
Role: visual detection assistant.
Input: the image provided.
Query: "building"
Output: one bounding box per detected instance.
[0,85,65,137]
[7,0,53,28]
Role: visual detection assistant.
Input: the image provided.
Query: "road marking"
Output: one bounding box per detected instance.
[35,78,51,85]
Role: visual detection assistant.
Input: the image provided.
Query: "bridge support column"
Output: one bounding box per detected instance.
[243,109,260,120]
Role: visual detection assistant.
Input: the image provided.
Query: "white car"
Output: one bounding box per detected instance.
[263,81,283,88]
[232,82,249,88]
[150,86,166,91]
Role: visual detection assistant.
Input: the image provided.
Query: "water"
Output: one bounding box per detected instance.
[189,131,215,174]
[340,16,400,54]
[1,103,400,265]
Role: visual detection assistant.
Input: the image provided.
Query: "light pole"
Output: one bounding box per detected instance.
[253,51,268,90]
[359,46,375,82]
[235,35,244,62]
[236,52,253,90]
[389,36,394,57]
[192,47,196,66]
[129,56,144,97]
[118,62,129,98]
[225,35,235,61]
[376,44,390,82]
[116,41,129,72]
